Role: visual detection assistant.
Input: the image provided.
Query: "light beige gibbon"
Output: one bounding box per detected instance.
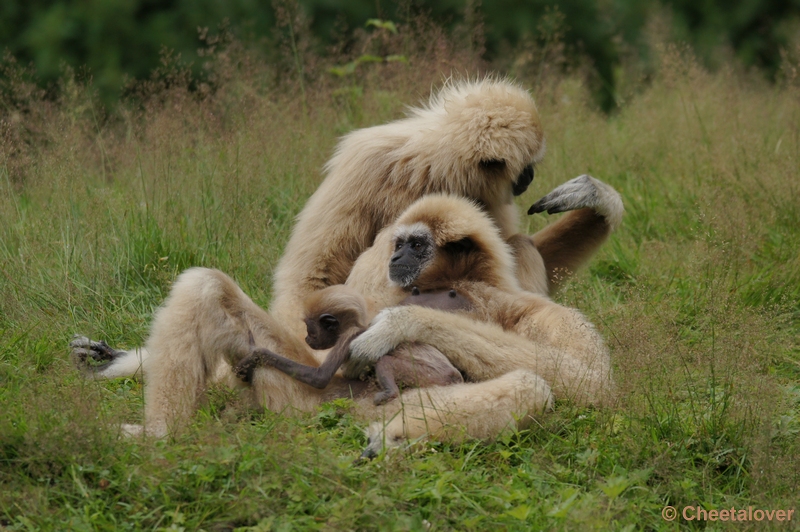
[269,77,551,345]
[72,193,619,449]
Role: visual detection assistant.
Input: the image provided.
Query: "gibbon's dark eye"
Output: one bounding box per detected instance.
[394,241,403,251]
[411,286,420,296]
[412,241,422,250]
[512,164,535,196]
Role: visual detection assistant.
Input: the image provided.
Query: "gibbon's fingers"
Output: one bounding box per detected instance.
[527,175,623,229]
[346,307,407,377]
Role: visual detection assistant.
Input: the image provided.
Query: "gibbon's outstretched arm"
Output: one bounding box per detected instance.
[235,331,361,388]
[234,287,469,403]
[518,174,624,293]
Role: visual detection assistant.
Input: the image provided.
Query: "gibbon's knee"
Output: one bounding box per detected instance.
[139,267,278,435]
[528,175,624,291]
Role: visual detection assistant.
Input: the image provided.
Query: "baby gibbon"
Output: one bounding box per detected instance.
[234,285,467,406]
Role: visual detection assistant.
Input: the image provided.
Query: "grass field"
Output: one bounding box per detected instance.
[1,28,799,530]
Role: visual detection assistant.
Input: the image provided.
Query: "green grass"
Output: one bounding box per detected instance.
[1,36,799,530]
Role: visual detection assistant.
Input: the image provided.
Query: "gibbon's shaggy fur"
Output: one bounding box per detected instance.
[269,78,549,346]
[73,193,618,448]
[234,285,465,406]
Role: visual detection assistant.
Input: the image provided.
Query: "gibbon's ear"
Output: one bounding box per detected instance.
[513,164,535,196]
[319,314,339,331]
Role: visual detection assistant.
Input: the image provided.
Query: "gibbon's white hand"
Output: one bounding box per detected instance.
[528,174,624,230]
[347,307,412,375]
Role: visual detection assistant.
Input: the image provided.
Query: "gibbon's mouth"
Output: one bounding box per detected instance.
[388,265,418,287]
[512,164,535,196]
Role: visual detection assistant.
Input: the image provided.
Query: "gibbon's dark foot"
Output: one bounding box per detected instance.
[70,335,122,371]
[528,174,604,215]
[372,388,399,406]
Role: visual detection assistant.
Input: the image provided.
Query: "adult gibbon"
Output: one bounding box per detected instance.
[271,79,623,346]
[72,193,617,447]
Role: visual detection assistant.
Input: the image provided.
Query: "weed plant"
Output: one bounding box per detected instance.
[0,14,798,532]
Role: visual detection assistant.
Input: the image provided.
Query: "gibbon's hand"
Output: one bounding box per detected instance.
[347,307,412,375]
[527,174,623,229]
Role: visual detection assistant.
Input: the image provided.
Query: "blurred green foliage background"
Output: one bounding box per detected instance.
[1,0,799,106]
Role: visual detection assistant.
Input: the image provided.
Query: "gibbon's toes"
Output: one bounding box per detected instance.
[70,335,120,368]
[527,174,599,216]
[372,389,398,406]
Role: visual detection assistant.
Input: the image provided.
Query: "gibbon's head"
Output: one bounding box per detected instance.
[302,286,368,350]
[387,195,521,292]
[407,77,546,201]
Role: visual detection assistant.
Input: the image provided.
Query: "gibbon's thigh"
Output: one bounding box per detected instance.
[350,305,610,406]
[361,369,554,456]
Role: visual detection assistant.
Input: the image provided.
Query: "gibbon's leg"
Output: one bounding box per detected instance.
[135,268,259,436]
[71,336,236,384]
[360,369,554,458]
[372,357,402,406]
[89,267,323,436]
[350,303,612,406]
[516,175,624,293]
[71,336,150,379]
[505,235,549,295]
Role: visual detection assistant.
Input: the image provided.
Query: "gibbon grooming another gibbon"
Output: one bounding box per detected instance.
[73,193,617,449]
[234,285,467,405]
[269,78,621,347]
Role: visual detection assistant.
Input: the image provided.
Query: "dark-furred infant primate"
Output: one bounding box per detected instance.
[235,285,470,405]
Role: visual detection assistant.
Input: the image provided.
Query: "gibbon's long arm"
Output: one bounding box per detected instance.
[523,175,624,292]
[349,304,611,405]
[235,331,362,389]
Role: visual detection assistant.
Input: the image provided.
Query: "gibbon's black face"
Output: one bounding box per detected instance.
[389,227,435,288]
[512,164,535,196]
[304,314,340,350]
[479,160,535,197]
